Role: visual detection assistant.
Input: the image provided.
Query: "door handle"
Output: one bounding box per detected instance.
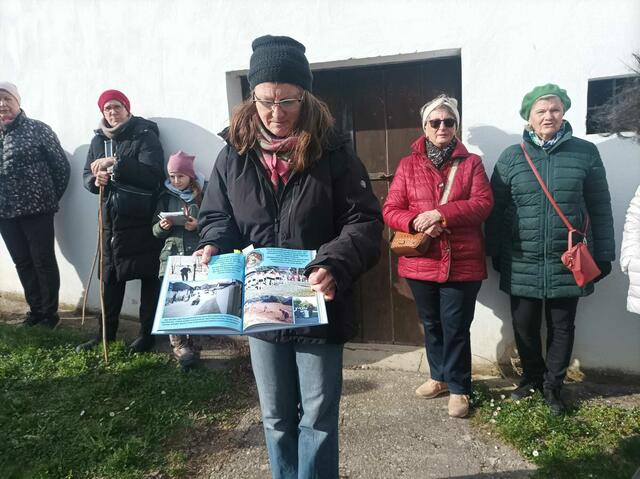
[369,172,394,181]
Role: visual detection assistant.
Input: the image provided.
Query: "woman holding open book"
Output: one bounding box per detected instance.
[383,95,493,418]
[195,35,382,479]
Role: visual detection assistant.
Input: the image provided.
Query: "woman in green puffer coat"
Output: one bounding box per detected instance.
[153,150,206,367]
[486,84,615,415]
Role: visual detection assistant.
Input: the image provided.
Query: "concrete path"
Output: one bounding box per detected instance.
[203,366,535,479]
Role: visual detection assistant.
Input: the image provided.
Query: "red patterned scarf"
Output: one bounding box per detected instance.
[255,121,297,191]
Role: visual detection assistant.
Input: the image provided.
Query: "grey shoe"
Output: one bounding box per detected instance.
[76,338,101,352]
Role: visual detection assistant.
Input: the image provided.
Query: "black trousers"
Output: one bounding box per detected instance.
[510,295,579,390]
[0,213,60,317]
[407,279,482,394]
[97,276,161,341]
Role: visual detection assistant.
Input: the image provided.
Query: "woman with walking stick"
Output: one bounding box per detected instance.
[77,89,165,353]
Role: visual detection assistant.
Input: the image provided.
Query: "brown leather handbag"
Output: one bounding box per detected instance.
[390,159,460,257]
[389,231,431,257]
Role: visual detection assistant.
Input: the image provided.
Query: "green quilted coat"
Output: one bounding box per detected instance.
[485,122,615,298]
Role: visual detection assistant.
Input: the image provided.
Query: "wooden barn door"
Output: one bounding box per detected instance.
[313,56,462,345]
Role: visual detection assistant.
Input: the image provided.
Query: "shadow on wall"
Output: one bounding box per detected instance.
[149,117,225,179]
[55,145,97,311]
[468,127,640,376]
[55,119,225,317]
[467,125,521,376]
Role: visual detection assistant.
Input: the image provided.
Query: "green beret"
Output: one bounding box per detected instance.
[520,83,571,120]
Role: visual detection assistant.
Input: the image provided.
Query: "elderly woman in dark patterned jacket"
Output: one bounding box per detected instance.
[0,81,70,329]
[76,89,165,354]
[486,84,615,416]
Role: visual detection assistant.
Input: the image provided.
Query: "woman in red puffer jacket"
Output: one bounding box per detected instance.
[383,94,493,418]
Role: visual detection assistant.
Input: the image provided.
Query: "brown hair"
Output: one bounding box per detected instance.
[190,178,203,207]
[227,89,335,171]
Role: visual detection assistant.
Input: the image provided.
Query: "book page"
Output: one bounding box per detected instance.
[152,253,245,335]
[242,248,328,333]
[158,211,188,226]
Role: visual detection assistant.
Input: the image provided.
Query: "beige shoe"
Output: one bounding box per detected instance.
[415,379,449,399]
[448,394,470,418]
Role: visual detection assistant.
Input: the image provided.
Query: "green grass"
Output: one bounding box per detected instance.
[0,323,249,479]
[471,387,640,479]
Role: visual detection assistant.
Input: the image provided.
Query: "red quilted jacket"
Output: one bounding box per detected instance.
[383,137,494,282]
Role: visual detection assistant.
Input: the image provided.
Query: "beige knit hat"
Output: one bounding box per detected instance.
[0,82,21,105]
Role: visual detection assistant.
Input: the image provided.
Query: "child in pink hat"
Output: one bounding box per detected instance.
[153,150,206,367]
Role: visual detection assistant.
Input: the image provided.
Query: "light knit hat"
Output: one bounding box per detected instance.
[0,81,21,105]
[167,150,196,179]
[420,94,460,128]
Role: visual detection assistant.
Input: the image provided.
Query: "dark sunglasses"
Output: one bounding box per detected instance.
[428,118,456,129]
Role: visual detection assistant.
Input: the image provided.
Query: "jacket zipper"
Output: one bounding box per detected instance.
[543,150,550,296]
[285,173,298,241]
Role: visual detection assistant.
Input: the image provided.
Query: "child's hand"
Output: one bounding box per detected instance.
[184,216,198,231]
[159,218,173,230]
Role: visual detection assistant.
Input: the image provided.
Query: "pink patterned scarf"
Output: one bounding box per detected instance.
[255,121,297,191]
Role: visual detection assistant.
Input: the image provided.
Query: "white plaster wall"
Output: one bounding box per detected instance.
[1,0,639,373]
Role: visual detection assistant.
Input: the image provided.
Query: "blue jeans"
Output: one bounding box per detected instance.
[249,337,343,479]
[407,279,481,394]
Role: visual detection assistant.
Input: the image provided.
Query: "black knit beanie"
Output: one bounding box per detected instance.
[248,35,313,92]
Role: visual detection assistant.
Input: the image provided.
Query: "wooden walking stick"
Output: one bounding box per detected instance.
[98,185,109,364]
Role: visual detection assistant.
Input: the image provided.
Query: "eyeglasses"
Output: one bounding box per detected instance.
[253,94,303,112]
[427,118,456,129]
[103,104,124,113]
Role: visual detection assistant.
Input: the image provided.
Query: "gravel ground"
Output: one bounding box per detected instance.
[197,368,536,479]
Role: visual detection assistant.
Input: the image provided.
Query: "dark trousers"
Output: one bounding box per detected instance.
[98,276,161,340]
[510,295,579,390]
[407,279,482,394]
[0,213,60,317]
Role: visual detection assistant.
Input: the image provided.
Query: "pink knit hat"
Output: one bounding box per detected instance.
[167,151,196,178]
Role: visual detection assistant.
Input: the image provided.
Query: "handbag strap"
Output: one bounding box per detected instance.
[519,143,589,236]
[439,159,460,205]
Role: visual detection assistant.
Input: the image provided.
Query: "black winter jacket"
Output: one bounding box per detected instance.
[83,116,165,283]
[0,111,70,219]
[198,131,383,343]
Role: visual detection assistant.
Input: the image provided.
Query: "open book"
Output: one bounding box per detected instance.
[151,247,328,335]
